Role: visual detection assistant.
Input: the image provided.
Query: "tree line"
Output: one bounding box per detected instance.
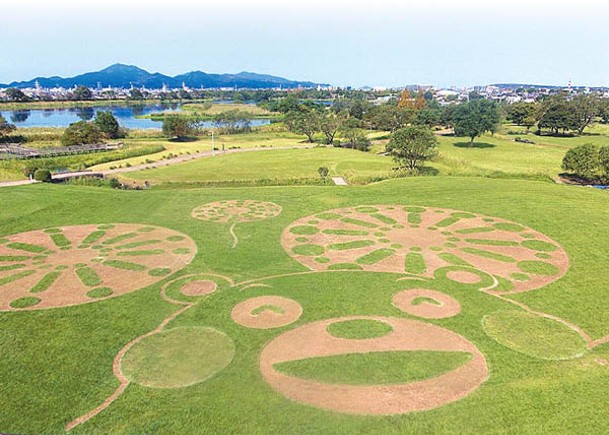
[507,93,608,136]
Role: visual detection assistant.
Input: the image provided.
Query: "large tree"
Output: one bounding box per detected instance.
[572,94,601,135]
[72,86,93,100]
[284,110,320,143]
[319,111,346,145]
[162,115,196,140]
[386,126,438,171]
[507,102,539,129]
[453,99,500,145]
[5,88,29,102]
[61,121,104,146]
[94,111,122,139]
[365,105,413,132]
[537,98,578,135]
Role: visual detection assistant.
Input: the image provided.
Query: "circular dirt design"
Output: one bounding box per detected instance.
[0,224,196,311]
[260,316,488,414]
[192,200,282,223]
[180,280,217,297]
[232,296,302,329]
[120,327,235,388]
[393,289,461,319]
[282,205,568,293]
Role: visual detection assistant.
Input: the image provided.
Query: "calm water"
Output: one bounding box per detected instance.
[0,103,271,130]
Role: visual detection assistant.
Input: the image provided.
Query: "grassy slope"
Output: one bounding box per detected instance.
[121,147,394,183]
[2,178,609,433]
[120,130,567,185]
[430,134,565,180]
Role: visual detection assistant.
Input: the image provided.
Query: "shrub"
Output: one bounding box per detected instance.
[33,169,52,182]
[562,144,599,180]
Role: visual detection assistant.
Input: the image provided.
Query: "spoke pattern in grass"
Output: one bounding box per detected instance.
[102,233,139,245]
[116,240,162,250]
[465,238,519,247]
[405,253,426,274]
[356,249,395,265]
[82,230,106,245]
[329,240,375,251]
[461,247,516,263]
[76,267,102,287]
[0,270,36,287]
[6,242,47,254]
[283,205,567,293]
[0,264,26,271]
[30,271,62,293]
[117,249,165,257]
[50,233,71,248]
[103,260,147,272]
[341,218,378,228]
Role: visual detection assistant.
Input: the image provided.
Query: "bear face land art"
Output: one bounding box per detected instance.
[5,203,604,432]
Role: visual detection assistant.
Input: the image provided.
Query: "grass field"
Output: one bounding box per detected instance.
[2,177,609,433]
[4,120,609,183]
[121,147,394,184]
[119,129,569,186]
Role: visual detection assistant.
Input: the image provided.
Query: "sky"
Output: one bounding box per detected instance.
[2,0,609,88]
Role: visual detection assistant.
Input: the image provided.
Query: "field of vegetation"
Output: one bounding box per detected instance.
[3,177,609,433]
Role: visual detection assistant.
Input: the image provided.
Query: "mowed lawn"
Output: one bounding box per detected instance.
[2,177,609,433]
[121,147,394,183]
[430,133,567,180]
[91,128,308,171]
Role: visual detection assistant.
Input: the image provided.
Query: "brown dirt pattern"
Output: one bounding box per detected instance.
[281,205,568,294]
[260,316,488,414]
[180,280,217,296]
[232,296,302,329]
[191,200,282,223]
[393,289,461,319]
[0,224,196,311]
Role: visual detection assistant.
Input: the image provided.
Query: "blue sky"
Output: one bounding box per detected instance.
[3,0,609,88]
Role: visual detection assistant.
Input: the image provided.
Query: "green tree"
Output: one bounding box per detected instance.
[61,121,104,146]
[0,115,17,138]
[507,102,539,128]
[572,94,600,135]
[129,88,144,100]
[413,108,440,128]
[318,166,329,179]
[320,111,347,145]
[5,88,29,102]
[537,95,578,135]
[365,105,413,132]
[72,86,93,100]
[562,143,600,180]
[453,99,500,145]
[284,110,320,142]
[386,126,438,171]
[162,115,195,140]
[212,110,253,134]
[94,111,122,139]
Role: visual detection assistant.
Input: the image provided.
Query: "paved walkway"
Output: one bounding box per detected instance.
[0,179,38,188]
[332,177,349,186]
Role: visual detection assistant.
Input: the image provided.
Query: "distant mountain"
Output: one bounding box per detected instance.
[1,64,328,89]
